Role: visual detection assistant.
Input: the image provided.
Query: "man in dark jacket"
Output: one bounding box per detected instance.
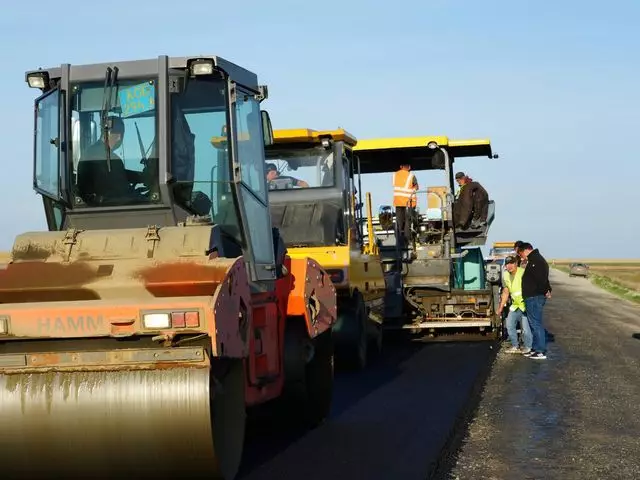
[518,242,552,359]
[513,240,526,267]
[453,172,489,230]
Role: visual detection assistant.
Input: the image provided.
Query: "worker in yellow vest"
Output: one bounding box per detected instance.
[497,255,533,354]
[392,163,418,246]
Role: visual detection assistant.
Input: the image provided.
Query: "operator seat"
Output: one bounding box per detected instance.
[76,143,133,204]
[426,186,447,221]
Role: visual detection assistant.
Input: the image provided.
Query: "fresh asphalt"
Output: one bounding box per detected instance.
[239,333,497,479]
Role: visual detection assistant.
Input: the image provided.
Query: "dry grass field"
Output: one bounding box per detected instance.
[551,259,640,303]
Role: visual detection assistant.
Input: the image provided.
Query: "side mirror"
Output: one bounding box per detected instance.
[261,110,274,147]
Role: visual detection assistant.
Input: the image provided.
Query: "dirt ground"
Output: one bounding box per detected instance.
[589,266,640,291]
[447,269,640,480]
[555,262,640,291]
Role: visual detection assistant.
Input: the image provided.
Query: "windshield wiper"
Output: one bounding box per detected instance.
[135,122,147,165]
[135,121,156,168]
[100,66,119,172]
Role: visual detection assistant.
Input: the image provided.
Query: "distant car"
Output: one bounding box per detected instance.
[569,263,589,277]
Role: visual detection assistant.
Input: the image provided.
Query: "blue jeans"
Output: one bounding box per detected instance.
[505,308,532,349]
[524,295,547,353]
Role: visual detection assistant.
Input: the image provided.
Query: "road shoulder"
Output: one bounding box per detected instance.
[446,270,640,479]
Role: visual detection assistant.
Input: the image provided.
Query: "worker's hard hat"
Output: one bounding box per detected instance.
[454,171,465,179]
[504,255,518,265]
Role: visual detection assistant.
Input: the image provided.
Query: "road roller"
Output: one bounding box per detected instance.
[263,128,385,370]
[0,55,337,480]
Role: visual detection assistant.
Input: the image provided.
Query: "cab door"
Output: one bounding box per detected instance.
[231,88,283,385]
[34,87,69,230]
[232,87,276,284]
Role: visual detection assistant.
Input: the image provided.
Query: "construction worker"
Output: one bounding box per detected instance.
[513,240,527,267]
[453,172,489,230]
[393,162,418,246]
[497,255,533,354]
[77,115,146,204]
[265,163,309,189]
[518,242,552,360]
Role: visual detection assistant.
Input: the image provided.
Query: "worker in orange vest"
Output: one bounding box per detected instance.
[393,163,418,246]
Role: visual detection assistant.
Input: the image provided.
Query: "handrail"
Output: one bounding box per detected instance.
[364,192,378,256]
[406,187,450,222]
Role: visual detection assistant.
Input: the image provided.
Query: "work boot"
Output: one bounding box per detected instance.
[529,352,547,360]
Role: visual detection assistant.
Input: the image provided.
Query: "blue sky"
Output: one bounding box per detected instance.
[1,0,638,258]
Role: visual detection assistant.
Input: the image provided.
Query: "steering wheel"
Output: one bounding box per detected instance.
[269,177,296,190]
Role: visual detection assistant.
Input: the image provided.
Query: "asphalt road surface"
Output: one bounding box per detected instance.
[449,269,640,480]
[239,336,497,480]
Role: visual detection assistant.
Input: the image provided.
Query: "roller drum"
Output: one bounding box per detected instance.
[0,363,246,480]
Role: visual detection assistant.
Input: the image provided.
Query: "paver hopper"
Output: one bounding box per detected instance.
[0,55,337,480]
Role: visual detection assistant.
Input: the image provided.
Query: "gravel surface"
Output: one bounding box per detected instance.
[239,338,496,480]
[448,269,640,480]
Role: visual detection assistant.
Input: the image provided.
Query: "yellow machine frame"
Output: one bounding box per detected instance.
[266,128,386,368]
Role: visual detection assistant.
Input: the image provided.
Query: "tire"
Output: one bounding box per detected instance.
[209,359,247,480]
[281,321,335,429]
[367,313,383,361]
[354,299,368,369]
[302,330,334,427]
[334,294,368,370]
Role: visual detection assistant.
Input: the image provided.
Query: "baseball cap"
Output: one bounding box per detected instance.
[504,255,518,265]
